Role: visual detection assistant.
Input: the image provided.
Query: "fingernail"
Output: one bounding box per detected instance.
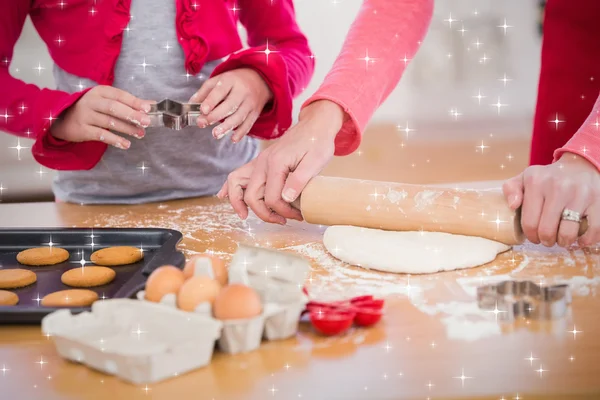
[190,94,198,103]
[142,104,151,113]
[202,105,210,114]
[213,126,223,137]
[141,116,151,127]
[282,188,297,202]
[197,118,207,128]
[138,129,145,138]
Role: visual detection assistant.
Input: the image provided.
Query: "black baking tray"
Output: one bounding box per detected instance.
[0,228,185,324]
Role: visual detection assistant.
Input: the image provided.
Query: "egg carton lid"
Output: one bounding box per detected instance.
[41,299,222,385]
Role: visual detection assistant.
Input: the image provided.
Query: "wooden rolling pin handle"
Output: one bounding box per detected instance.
[291,176,589,246]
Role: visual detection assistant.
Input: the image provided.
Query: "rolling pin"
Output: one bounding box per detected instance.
[291,176,588,246]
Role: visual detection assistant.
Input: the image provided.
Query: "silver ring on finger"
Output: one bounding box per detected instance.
[561,208,582,223]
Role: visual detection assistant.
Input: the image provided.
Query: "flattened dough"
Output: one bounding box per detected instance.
[323,226,511,274]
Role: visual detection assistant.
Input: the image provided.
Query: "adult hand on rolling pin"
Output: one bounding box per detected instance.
[217,100,344,224]
[50,86,154,150]
[189,68,272,143]
[503,153,600,248]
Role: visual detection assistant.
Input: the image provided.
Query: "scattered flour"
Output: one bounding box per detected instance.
[413,190,442,211]
[386,188,408,204]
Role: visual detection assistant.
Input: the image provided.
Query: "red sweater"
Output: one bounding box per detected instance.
[0,0,314,171]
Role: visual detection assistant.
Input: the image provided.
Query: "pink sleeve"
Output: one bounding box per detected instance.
[211,0,314,140]
[554,93,600,169]
[301,0,434,156]
[0,1,102,171]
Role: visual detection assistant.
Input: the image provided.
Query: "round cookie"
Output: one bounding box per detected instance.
[90,246,143,266]
[0,290,19,306]
[0,269,37,289]
[61,267,116,288]
[17,247,70,266]
[41,289,98,307]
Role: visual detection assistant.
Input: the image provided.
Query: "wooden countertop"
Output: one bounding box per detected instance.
[1,197,599,400]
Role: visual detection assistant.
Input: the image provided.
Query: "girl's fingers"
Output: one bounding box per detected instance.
[200,80,233,115]
[205,93,245,125]
[212,102,252,140]
[97,86,154,113]
[91,111,145,139]
[231,111,259,143]
[93,97,152,128]
[521,174,545,244]
[190,78,219,104]
[87,126,131,149]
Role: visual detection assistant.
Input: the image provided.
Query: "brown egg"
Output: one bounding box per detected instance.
[144,265,186,302]
[183,254,228,286]
[213,284,262,320]
[176,276,222,312]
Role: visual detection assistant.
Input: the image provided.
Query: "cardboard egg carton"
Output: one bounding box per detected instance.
[41,299,222,384]
[137,244,310,354]
[42,245,309,384]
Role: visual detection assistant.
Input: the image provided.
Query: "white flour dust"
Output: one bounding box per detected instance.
[386,188,408,204]
[413,190,442,211]
[81,202,256,246]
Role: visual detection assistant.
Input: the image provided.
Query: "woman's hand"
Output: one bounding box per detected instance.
[502,153,600,248]
[50,86,154,149]
[217,100,345,224]
[189,68,272,143]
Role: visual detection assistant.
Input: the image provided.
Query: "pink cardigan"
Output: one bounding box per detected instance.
[0,0,313,171]
[303,0,600,171]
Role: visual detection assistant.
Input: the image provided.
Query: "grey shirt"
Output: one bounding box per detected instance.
[52,0,258,204]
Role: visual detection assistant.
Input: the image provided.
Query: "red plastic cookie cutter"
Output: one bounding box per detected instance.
[303,291,385,336]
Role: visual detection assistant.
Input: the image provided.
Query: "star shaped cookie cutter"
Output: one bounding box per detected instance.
[476,280,571,321]
[147,99,203,130]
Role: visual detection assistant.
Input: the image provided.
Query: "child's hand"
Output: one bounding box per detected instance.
[50,86,155,149]
[189,68,273,143]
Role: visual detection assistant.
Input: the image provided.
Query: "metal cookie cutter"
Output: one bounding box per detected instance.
[147,99,203,130]
[477,280,571,321]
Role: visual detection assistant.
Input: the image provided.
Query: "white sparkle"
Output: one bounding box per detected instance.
[35,357,47,369]
[0,365,9,376]
[259,40,278,64]
[33,62,45,75]
[449,108,462,120]
[499,73,512,86]
[491,97,507,114]
[498,18,513,34]
[444,13,456,27]
[70,253,90,267]
[132,324,146,340]
[525,352,538,366]
[89,7,97,16]
[1,109,14,122]
[9,138,30,161]
[36,166,48,179]
[476,141,489,153]
[479,53,490,64]
[41,235,57,248]
[136,58,155,73]
[383,341,393,353]
[76,81,86,91]
[142,385,151,394]
[473,89,486,104]
[568,325,582,339]
[473,38,483,49]
[401,54,410,65]
[426,381,434,390]
[536,365,548,377]
[55,35,65,46]
[458,25,468,35]
[490,213,507,231]
[163,42,173,52]
[269,384,278,396]
[453,368,473,387]
[358,49,377,70]
[550,113,564,129]
[18,103,27,113]
[137,162,149,175]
